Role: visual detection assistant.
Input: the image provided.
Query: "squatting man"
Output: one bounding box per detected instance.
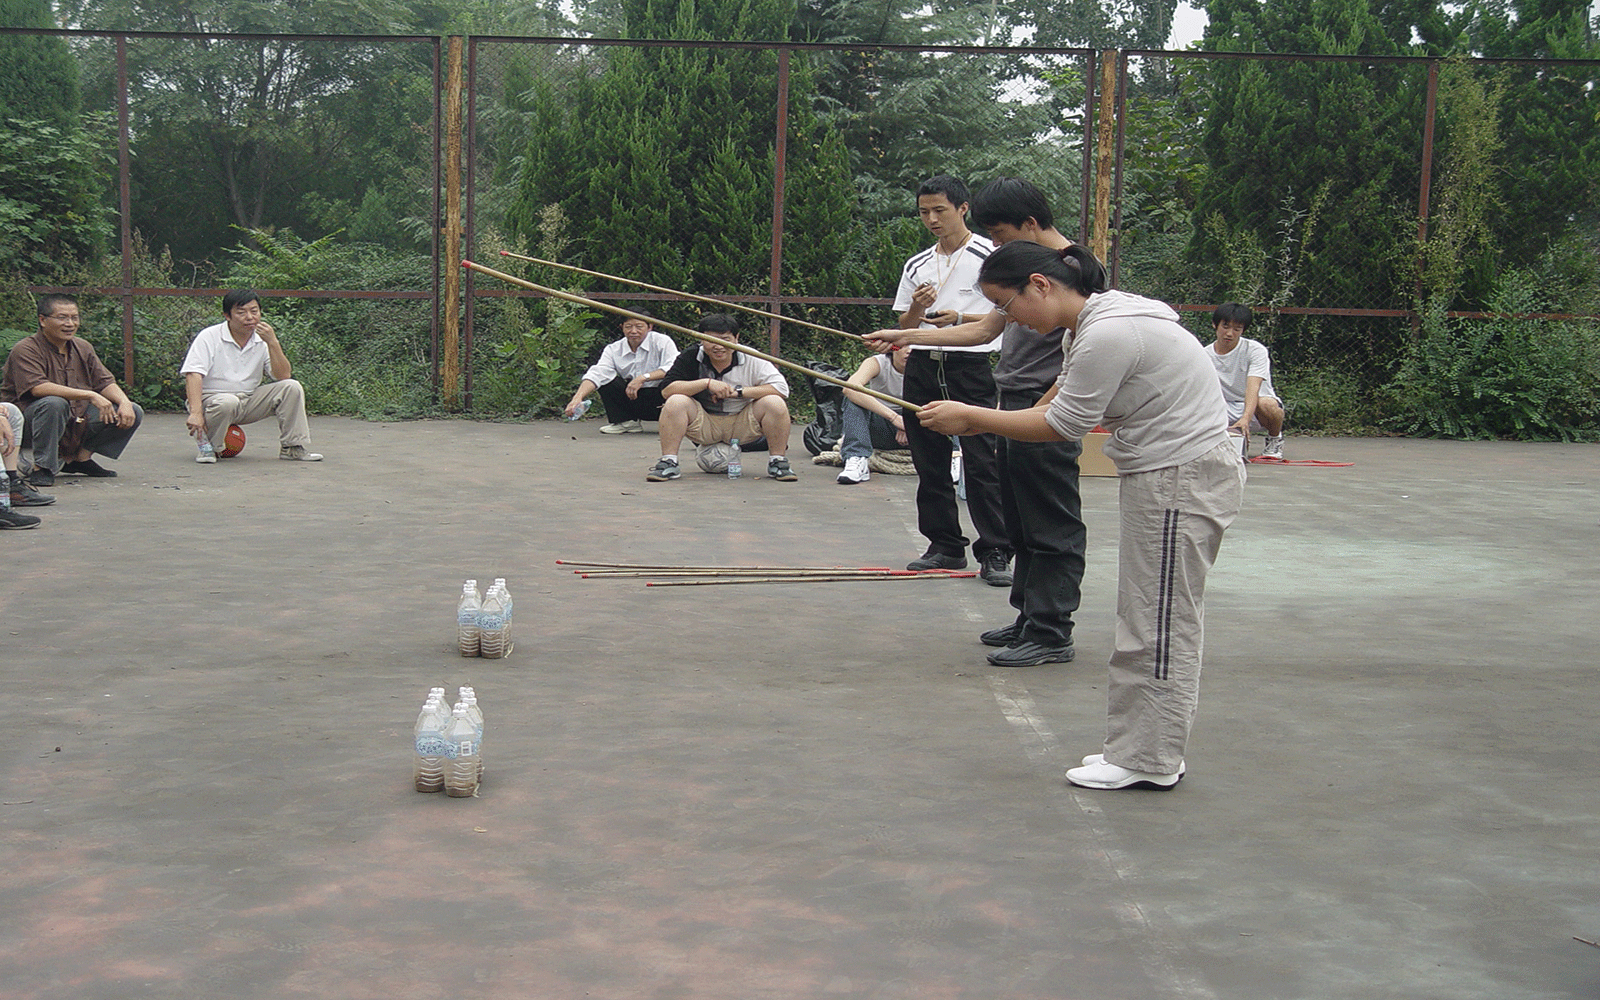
[645,314,797,482]
[181,289,324,463]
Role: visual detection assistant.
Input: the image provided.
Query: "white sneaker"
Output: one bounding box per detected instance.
[195,451,217,464]
[599,421,636,434]
[1065,759,1184,790]
[1080,752,1185,772]
[1262,435,1285,460]
[836,456,870,484]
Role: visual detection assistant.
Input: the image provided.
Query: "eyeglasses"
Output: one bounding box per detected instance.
[994,289,1022,316]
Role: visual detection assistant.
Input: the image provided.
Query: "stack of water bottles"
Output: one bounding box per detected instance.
[412,685,485,796]
[455,577,514,658]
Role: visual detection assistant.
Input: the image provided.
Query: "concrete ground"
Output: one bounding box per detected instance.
[2,414,1597,1000]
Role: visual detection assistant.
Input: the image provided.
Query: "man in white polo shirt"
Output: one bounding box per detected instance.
[181,289,322,463]
[891,174,1009,585]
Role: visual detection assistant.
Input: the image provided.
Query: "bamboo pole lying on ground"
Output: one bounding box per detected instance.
[578,569,956,579]
[463,260,920,412]
[645,573,978,587]
[556,560,895,572]
[499,250,868,346]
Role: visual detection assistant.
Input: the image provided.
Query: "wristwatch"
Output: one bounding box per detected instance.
[735,385,744,398]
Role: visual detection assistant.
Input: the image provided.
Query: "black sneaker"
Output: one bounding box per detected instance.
[767,456,797,481]
[906,550,968,571]
[987,640,1075,667]
[27,468,55,488]
[979,550,1013,588]
[0,506,42,529]
[646,458,681,482]
[8,475,55,507]
[62,458,116,477]
[979,621,1025,647]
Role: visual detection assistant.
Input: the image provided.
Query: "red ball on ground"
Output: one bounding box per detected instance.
[219,424,246,458]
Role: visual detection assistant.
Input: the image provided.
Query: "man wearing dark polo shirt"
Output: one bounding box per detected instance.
[1,294,143,488]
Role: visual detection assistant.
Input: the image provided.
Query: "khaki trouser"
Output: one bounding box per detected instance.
[202,379,312,448]
[1102,441,1246,774]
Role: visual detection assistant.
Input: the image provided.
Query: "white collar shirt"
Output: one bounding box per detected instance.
[180,321,272,394]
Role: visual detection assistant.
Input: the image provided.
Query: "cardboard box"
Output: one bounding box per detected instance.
[1081,431,1117,477]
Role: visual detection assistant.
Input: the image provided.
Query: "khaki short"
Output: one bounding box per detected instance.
[685,405,763,446]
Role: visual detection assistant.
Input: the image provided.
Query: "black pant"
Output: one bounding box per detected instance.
[902,351,1008,560]
[22,395,143,475]
[997,389,1086,645]
[596,379,666,425]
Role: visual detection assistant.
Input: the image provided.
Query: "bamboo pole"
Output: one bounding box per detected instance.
[578,569,935,579]
[557,560,895,571]
[646,573,978,587]
[498,250,867,345]
[463,261,921,412]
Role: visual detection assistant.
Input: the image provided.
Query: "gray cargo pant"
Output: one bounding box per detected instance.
[1101,440,1246,774]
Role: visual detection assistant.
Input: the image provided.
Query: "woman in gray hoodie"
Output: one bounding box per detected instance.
[919,241,1247,791]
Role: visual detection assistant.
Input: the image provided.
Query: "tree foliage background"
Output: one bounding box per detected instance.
[0,0,1595,433]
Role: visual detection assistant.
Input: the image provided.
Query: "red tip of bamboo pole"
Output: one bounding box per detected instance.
[461,259,476,269]
[499,250,511,256]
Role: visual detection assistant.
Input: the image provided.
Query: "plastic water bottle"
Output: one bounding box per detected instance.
[491,578,514,653]
[457,580,482,656]
[477,587,509,659]
[195,426,217,463]
[565,399,592,422]
[461,687,485,780]
[443,704,480,797]
[0,477,9,511]
[727,438,742,480]
[413,695,450,792]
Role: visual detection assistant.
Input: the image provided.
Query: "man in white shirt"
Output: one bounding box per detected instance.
[645,314,796,482]
[1207,302,1285,460]
[563,310,679,434]
[181,290,322,463]
[891,174,1010,585]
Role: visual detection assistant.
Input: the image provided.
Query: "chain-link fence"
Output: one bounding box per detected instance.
[2,28,440,419]
[5,28,1597,436]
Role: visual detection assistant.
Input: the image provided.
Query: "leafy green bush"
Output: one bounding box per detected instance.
[1383,270,1600,441]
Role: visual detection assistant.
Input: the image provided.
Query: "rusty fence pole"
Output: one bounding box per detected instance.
[1093,50,1117,266]
[441,35,464,411]
[767,48,791,356]
[116,36,134,387]
[1411,59,1441,343]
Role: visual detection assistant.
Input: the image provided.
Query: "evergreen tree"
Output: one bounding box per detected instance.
[0,0,80,128]
[1466,0,1599,290]
[507,0,870,345]
[1192,0,1429,316]
[0,0,107,281]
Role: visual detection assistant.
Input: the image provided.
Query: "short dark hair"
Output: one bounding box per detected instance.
[1212,302,1253,329]
[972,177,1055,232]
[37,293,77,316]
[222,289,261,315]
[698,313,739,337]
[624,307,654,324]
[916,175,970,210]
[978,241,1109,298]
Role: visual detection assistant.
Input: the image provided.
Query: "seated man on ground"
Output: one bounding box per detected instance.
[563,310,678,433]
[1,402,49,528]
[181,289,323,463]
[836,348,910,485]
[1,294,143,487]
[1208,302,1285,459]
[646,314,797,482]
